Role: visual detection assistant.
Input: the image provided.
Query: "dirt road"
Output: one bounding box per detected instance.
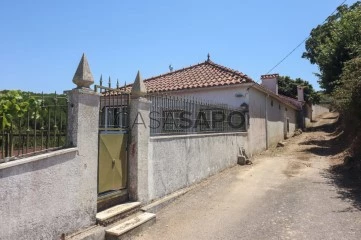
[134,112,361,240]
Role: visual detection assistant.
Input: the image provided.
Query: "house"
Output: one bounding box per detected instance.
[123,57,304,155]
[0,54,329,240]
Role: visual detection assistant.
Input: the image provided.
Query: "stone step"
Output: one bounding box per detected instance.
[97,189,129,212]
[96,202,141,226]
[105,212,156,240]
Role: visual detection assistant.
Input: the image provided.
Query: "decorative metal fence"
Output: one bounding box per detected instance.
[147,94,248,136]
[94,77,130,130]
[0,91,68,163]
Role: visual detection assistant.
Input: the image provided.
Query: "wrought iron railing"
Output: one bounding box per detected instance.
[0,91,68,163]
[94,77,130,130]
[147,94,249,136]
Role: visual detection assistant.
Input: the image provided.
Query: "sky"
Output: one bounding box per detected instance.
[0,0,357,93]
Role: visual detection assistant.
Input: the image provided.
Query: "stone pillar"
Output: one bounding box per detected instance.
[67,89,100,150]
[128,71,151,203]
[66,53,100,221]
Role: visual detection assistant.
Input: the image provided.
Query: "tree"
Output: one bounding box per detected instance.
[302,2,361,93]
[0,90,68,132]
[333,50,361,159]
[333,50,361,123]
[0,90,68,157]
[277,76,321,104]
[0,91,31,130]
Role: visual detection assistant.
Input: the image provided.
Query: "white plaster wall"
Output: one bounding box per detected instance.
[286,106,297,137]
[312,104,329,119]
[147,132,248,201]
[267,98,286,147]
[0,148,97,240]
[170,86,248,108]
[304,104,313,127]
[248,88,298,150]
[269,100,297,143]
[166,86,298,154]
[248,88,267,154]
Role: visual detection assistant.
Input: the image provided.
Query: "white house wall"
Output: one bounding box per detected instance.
[248,88,267,154]
[248,88,298,152]
[267,98,286,147]
[169,86,248,108]
[286,105,297,138]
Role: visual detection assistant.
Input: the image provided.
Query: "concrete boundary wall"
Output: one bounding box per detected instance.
[0,88,100,239]
[0,148,98,240]
[312,104,329,119]
[128,79,250,204]
[147,132,248,201]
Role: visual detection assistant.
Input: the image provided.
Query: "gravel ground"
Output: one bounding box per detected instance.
[133,112,361,240]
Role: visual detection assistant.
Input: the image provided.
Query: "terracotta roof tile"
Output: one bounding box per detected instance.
[118,61,303,110]
[278,94,303,110]
[121,60,252,93]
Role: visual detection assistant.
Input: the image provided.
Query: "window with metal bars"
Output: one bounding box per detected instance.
[100,106,128,129]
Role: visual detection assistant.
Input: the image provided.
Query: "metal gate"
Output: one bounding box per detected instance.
[96,84,130,195]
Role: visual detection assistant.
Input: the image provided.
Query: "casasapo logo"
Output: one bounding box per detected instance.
[131,109,246,130]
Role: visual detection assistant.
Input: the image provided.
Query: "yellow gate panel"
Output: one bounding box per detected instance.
[98,133,127,194]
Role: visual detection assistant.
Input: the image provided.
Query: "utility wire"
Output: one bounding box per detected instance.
[266,0,347,74]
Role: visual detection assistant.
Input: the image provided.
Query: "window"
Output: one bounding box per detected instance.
[279,104,281,110]
[271,100,273,107]
[100,106,128,129]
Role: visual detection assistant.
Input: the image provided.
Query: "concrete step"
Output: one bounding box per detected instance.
[96,202,141,226]
[105,212,156,240]
[97,189,129,212]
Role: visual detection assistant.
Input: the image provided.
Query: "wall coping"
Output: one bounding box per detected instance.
[0,147,78,170]
[150,131,248,141]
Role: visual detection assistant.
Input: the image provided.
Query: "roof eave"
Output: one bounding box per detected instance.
[250,83,300,110]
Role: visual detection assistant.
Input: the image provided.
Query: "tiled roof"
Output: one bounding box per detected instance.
[261,74,279,79]
[279,94,303,110]
[118,60,303,110]
[122,60,253,93]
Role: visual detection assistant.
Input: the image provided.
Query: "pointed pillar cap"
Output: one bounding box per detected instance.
[131,71,147,96]
[72,53,94,88]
